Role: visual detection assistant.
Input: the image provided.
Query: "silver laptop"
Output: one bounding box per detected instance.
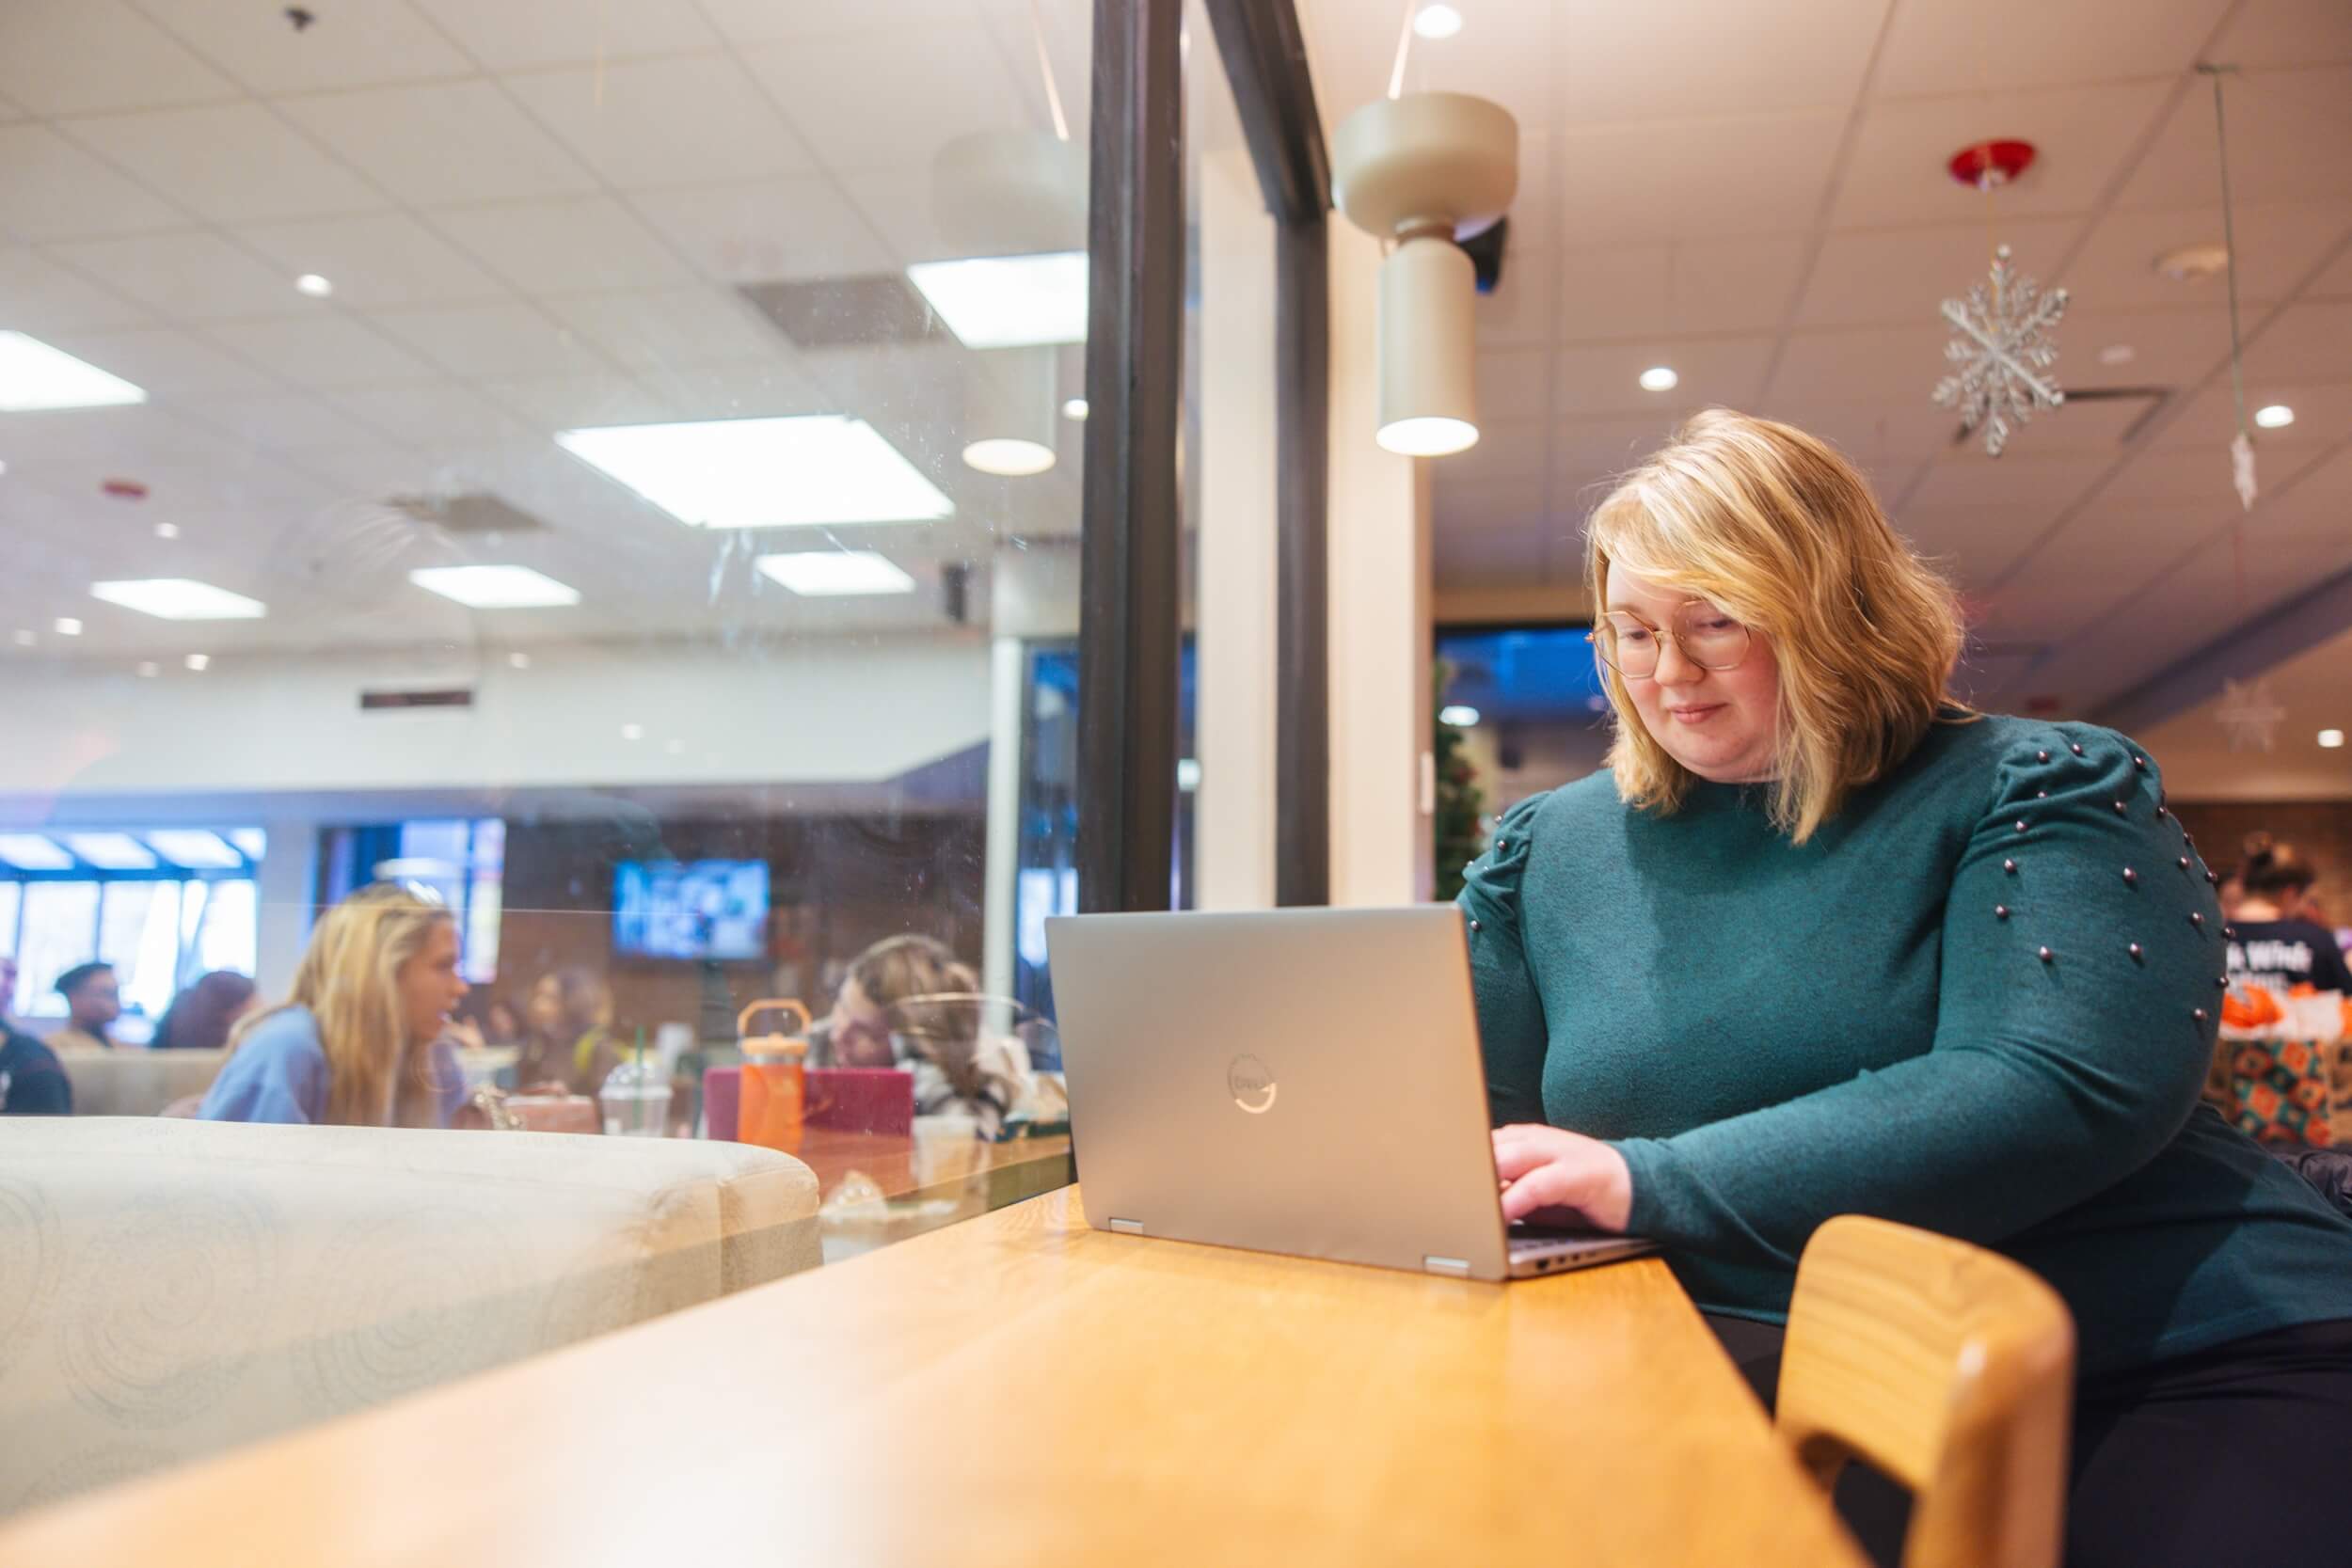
[1045,906,1655,1282]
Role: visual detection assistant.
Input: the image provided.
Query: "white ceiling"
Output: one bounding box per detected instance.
[0,0,1093,661]
[1307,0,2352,717]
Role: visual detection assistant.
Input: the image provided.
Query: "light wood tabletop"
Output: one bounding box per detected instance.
[0,1185,1865,1567]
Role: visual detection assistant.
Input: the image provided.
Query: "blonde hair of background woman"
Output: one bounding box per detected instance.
[1585,408,1966,844]
[229,882,453,1126]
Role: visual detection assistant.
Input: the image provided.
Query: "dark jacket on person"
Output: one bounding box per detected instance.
[0,1024,72,1115]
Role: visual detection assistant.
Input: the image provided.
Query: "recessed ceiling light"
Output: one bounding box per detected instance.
[1413,3,1464,38]
[1639,366,1679,392]
[408,564,581,609]
[61,832,156,871]
[11,629,33,647]
[508,651,532,669]
[145,829,242,869]
[54,617,82,636]
[1062,397,1089,420]
[183,653,210,672]
[962,436,1056,476]
[2254,404,2295,429]
[295,274,334,298]
[1439,704,1481,727]
[620,722,644,741]
[0,331,147,412]
[153,521,180,540]
[906,252,1089,348]
[135,660,158,677]
[2098,344,2136,366]
[557,416,954,530]
[0,833,72,871]
[228,828,266,859]
[1376,416,1479,456]
[755,550,918,596]
[90,578,265,620]
[2153,242,2229,282]
[2322,728,2346,750]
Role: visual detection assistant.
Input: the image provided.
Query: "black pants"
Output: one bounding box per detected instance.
[1706,1313,2352,1568]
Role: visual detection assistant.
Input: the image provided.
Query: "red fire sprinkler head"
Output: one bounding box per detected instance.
[1947,139,2038,191]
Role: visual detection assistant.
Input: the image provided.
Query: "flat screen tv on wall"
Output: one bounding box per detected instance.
[612,860,770,961]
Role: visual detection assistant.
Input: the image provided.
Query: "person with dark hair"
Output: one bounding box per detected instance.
[151,970,261,1052]
[0,955,72,1116]
[51,961,119,1052]
[513,967,617,1094]
[2228,835,2352,997]
[813,934,1033,1137]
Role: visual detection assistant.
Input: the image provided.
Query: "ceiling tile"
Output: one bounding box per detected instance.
[502,53,814,189]
[1548,417,1699,499]
[640,360,831,421]
[1553,0,1889,122]
[0,246,150,334]
[1554,113,1844,243]
[1508,132,1557,252]
[1557,236,1808,341]
[36,325,283,400]
[743,26,1029,171]
[2155,381,2352,457]
[1435,521,1549,584]
[0,124,187,242]
[280,443,444,497]
[628,179,893,283]
[1871,0,2231,97]
[1896,502,2052,590]
[1792,215,2084,327]
[280,81,598,209]
[64,103,385,224]
[1905,451,2110,516]
[2210,0,2352,69]
[2064,202,2348,310]
[837,163,1014,265]
[480,372,672,431]
[236,212,509,309]
[1758,397,1972,465]
[0,0,237,116]
[330,381,538,448]
[1473,347,1552,414]
[2097,444,2326,514]
[1475,249,1553,348]
[433,196,696,294]
[0,403,217,465]
[1553,336,1775,417]
[1967,504,2185,645]
[2257,445,2352,546]
[2057,306,2229,388]
[2113,65,2352,210]
[2237,299,2352,385]
[698,0,979,44]
[1832,82,2173,229]
[202,315,438,389]
[2310,243,2352,300]
[188,392,400,452]
[369,302,612,379]
[1438,420,1549,487]
[408,0,721,69]
[1765,325,1956,406]
[135,0,471,93]
[44,230,296,321]
[542,288,781,371]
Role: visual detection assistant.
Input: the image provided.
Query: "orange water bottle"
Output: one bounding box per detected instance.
[736,999,812,1152]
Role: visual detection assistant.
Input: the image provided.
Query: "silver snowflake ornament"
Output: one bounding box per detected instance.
[2217,675,2284,752]
[1932,244,2069,457]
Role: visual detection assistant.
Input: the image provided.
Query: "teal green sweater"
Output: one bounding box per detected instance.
[1461,713,2352,1375]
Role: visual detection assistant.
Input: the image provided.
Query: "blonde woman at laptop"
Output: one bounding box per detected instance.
[199,882,470,1128]
[1463,410,2352,1567]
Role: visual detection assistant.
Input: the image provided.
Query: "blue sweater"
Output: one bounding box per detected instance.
[1461,713,2352,1375]
[199,1006,466,1127]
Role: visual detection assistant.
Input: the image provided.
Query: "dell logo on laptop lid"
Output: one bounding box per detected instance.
[1228,1054,1278,1114]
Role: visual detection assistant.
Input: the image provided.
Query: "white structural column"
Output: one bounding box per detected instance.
[1193,144,1281,911]
[980,633,1026,1002]
[254,816,321,998]
[1327,221,1436,906]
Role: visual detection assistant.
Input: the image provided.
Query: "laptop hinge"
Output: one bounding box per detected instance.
[1108,1217,1145,1235]
[1422,1256,1471,1277]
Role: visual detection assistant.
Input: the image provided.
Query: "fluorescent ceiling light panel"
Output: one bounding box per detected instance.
[905,252,1089,348]
[61,832,156,870]
[557,417,954,531]
[89,578,265,620]
[408,565,581,609]
[228,828,268,859]
[144,830,243,869]
[755,550,918,596]
[0,331,148,411]
[0,833,72,871]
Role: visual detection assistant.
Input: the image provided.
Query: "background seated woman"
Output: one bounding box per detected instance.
[199,882,470,1128]
[812,934,1038,1139]
[1463,410,2352,1568]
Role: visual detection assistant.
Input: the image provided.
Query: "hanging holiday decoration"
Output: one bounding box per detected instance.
[1933,244,2069,456]
[2216,676,2285,752]
[2201,64,2259,512]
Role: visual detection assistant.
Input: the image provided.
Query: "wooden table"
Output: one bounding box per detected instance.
[0,1186,1865,1566]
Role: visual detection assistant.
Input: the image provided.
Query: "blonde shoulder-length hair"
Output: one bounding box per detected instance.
[230,882,453,1126]
[1586,409,1967,844]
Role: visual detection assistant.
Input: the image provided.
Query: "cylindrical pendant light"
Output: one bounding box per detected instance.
[1377,230,1478,455]
[962,347,1059,477]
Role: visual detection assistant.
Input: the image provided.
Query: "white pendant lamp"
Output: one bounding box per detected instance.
[1331,92,1518,458]
[962,348,1059,477]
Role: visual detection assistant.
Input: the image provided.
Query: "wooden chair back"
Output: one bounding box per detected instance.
[1777,1215,2075,1568]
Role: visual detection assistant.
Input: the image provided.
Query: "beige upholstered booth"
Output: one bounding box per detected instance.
[54,1047,230,1117]
[0,1117,820,1516]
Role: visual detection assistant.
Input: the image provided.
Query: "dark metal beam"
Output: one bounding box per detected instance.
[1274,212,1330,905]
[1200,0,1332,226]
[1077,0,1184,913]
